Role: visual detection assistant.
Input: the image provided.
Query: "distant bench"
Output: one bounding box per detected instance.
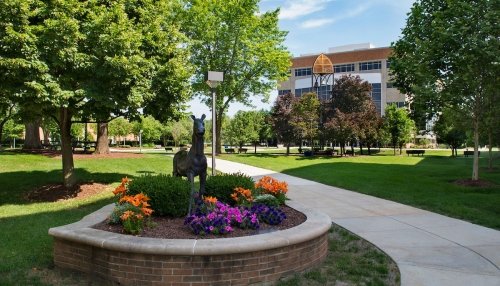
[238,148,248,153]
[464,150,479,157]
[165,147,173,152]
[406,149,425,156]
[225,148,235,154]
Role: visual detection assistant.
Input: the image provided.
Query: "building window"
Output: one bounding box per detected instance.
[359,61,382,71]
[294,68,312,77]
[388,101,405,108]
[386,82,394,88]
[278,89,291,96]
[294,87,312,97]
[334,63,355,73]
[386,60,391,68]
[370,83,382,114]
[313,85,333,101]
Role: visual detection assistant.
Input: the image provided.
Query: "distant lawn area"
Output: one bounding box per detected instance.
[220,149,500,230]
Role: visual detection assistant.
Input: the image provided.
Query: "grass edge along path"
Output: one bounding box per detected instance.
[219,150,500,230]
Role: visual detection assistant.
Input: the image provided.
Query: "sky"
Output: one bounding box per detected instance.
[186,0,415,118]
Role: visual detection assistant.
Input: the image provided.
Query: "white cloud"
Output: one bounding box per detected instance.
[279,0,334,20]
[301,18,334,29]
[298,3,371,29]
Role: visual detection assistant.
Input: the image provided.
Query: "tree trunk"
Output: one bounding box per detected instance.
[472,118,479,181]
[95,122,110,154]
[286,143,290,155]
[254,142,257,154]
[488,132,493,170]
[60,107,76,188]
[23,119,42,149]
[367,145,371,155]
[0,119,7,145]
[359,143,363,155]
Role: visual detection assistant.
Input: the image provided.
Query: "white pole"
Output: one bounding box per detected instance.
[139,130,143,153]
[212,88,216,176]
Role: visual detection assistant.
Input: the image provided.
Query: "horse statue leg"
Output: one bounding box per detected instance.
[199,170,207,197]
[187,172,196,215]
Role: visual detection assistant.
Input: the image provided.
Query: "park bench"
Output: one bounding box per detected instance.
[345,150,354,156]
[406,149,425,156]
[464,150,479,157]
[238,148,248,153]
[165,147,174,152]
[225,148,235,153]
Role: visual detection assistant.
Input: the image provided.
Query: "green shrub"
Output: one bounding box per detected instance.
[254,194,280,207]
[128,174,190,217]
[108,203,140,224]
[205,172,255,204]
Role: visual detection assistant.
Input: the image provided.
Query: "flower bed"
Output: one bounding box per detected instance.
[49,202,330,285]
[49,174,331,285]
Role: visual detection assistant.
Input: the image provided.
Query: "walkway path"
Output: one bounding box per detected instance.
[214,158,500,286]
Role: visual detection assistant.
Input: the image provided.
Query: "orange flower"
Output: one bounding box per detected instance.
[255,176,288,195]
[203,196,218,204]
[120,210,134,221]
[121,177,130,184]
[141,207,153,216]
[113,184,127,196]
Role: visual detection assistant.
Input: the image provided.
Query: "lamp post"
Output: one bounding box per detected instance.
[206,71,224,175]
[139,130,143,153]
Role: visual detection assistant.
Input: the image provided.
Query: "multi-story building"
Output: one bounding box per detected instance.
[278,43,406,115]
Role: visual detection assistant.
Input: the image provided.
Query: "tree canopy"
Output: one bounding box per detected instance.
[270,93,297,155]
[390,0,499,179]
[382,104,416,155]
[182,0,291,153]
[0,0,192,187]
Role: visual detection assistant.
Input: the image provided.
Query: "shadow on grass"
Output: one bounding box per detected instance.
[0,168,129,206]
[0,196,114,285]
[279,157,500,229]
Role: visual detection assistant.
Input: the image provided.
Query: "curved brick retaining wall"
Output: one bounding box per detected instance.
[49,202,331,285]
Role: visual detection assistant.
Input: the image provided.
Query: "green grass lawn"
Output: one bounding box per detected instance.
[0,151,172,285]
[0,150,400,285]
[220,150,500,230]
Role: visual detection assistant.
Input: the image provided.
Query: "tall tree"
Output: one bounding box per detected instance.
[225,110,263,151]
[390,0,499,180]
[271,93,297,155]
[291,92,320,149]
[0,0,191,187]
[383,104,416,155]
[108,117,132,146]
[183,0,291,154]
[433,108,467,157]
[324,75,379,156]
[132,116,163,144]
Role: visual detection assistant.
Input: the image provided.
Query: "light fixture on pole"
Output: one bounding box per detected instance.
[139,130,143,153]
[206,71,224,176]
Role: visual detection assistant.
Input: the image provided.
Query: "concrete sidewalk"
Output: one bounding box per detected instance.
[213,158,500,286]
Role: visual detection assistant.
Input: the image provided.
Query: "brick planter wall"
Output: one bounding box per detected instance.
[49,202,331,286]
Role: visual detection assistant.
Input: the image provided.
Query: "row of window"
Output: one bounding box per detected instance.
[294,60,388,76]
[294,68,312,77]
[359,61,382,71]
[334,63,355,73]
[387,101,405,108]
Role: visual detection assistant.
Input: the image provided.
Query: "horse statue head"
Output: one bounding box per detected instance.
[190,114,206,137]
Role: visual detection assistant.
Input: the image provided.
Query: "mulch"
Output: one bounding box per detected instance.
[24,182,110,202]
[93,205,307,240]
[453,179,496,188]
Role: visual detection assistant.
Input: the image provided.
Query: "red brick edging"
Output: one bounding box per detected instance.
[49,202,331,285]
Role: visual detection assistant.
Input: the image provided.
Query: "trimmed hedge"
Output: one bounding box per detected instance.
[205,172,254,204]
[128,174,190,217]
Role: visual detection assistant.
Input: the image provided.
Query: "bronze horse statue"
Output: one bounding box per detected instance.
[173,114,207,214]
